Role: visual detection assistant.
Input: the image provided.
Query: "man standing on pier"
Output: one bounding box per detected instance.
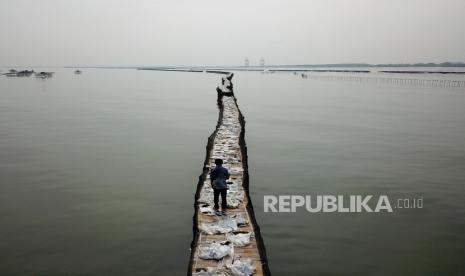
[210,158,230,215]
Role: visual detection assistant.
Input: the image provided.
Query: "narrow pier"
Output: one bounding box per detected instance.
[188,74,270,275]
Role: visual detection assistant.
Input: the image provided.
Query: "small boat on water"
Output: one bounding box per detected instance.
[16,70,34,77]
[74,70,82,74]
[3,70,34,77]
[35,72,54,78]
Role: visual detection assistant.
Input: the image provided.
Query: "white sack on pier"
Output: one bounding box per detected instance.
[199,205,215,215]
[226,233,251,247]
[199,217,238,234]
[232,213,249,227]
[227,258,256,276]
[199,241,234,260]
[192,268,230,276]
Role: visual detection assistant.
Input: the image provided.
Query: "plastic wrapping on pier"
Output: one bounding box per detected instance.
[226,233,251,247]
[231,212,248,226]
[199,205,215,215]
[228,258,256,276]
[192,258,256,276]
[199,216,238,234]
[199,241,234,260]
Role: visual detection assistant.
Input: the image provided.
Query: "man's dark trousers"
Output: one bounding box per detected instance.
[213,188,227,210]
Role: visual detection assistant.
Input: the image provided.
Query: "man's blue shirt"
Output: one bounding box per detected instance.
[211,165,230,189]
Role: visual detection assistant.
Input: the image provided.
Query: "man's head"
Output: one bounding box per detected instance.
[215,159,223,166]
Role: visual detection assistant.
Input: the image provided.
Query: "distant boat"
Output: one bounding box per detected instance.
[16,70,34,77]
[35,72,54,78]
[3,70,34,77]
[74,70,82,74]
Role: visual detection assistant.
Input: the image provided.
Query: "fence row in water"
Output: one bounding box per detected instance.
[297,73,465,88]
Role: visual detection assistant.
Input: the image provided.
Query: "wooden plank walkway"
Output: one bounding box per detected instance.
[188,73,269,275]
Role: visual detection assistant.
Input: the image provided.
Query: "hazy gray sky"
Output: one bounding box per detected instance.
[1,0,464,66]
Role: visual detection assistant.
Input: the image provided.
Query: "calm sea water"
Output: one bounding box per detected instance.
[0,69,218,275]
[1,69,465,275]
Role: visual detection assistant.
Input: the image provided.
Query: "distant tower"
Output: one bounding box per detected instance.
[244,58,250,67]
[259,57,265,67]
